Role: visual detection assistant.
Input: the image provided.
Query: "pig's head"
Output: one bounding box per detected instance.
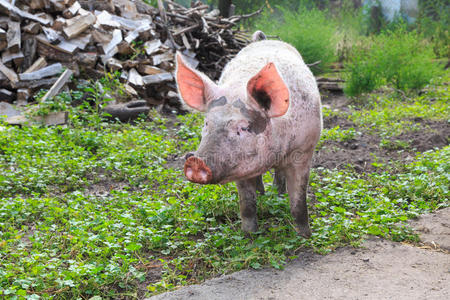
[176,53,289,184]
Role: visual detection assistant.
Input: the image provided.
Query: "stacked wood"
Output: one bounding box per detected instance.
[0,0,259,109]
[316,77,345,93]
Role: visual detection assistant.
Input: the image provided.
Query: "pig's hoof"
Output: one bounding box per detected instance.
[241,219,258,233]
[295,225,312,239]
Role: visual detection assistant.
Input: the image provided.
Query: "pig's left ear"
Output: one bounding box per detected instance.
[247,63,290,118]
[176,52,218,112]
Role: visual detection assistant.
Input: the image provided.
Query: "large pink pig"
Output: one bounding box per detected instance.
[176,33,322,238]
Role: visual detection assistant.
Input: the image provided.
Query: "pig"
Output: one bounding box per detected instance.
[175,34,322,238]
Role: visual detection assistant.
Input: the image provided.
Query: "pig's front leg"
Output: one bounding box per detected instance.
[236,176,263,233]
[285,152,314,238]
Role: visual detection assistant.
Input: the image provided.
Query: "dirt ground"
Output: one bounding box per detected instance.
[148,92,449,299]
[148,207,450,300]
[313,93,449,173]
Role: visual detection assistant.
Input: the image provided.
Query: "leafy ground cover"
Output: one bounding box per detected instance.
[0,75,449,299]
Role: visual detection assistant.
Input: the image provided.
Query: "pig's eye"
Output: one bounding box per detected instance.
[237,126,250,136]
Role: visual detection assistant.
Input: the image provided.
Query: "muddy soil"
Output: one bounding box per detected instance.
[148,208,450,300]
[148,92,449,300]
[313,93,449,173]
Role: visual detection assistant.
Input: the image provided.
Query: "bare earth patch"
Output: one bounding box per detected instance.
[313,94,449,173]
[148,208,450,300]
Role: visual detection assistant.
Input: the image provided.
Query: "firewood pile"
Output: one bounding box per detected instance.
[0,0,259,113]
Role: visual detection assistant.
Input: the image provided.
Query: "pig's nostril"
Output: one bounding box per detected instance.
[185,167,193,178]
[185,152,194,160]
[184,156,212,184]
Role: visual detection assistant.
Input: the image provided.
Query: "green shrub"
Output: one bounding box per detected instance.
[344,28,443,96]
[254,5,337,74]
[417,0,450,58]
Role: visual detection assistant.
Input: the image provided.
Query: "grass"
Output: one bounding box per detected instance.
[344,27,444,96]
[346,75,449,138]
[253,4,337,74]
[0,75,449,298]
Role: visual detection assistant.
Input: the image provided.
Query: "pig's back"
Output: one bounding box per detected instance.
[220,39,322,156]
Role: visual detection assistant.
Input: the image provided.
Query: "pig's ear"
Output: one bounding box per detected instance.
[247,62,290,118]
[176,53,217,112]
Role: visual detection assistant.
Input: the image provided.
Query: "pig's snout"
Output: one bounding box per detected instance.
[184,156,212,184]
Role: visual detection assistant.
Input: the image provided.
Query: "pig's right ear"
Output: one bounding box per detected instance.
[176,53,217,112]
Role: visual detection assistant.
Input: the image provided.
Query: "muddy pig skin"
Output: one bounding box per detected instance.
[176,37,322,238]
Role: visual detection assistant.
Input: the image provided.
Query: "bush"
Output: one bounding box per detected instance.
[254,5,337,74]
[344,28,443,96]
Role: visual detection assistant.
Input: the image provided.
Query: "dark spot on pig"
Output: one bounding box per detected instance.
[232,99,246,109]
[240,107,268,135]
[252,88,271,111]
[207,96,227,111]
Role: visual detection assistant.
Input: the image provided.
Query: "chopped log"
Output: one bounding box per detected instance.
[124,84,138,96]
[144,39,162,55]
[63,1,80,18]
[91,28,112,45]
[36,35,77,61]
[137,65,163,75]
[316,77,345,83]
[29,0,45,10]
[75,51,97,68]
[0,40,5,52]
[43,27,61,45]
[40,68,73,102]
[122,59,152,69]
[0,0,52,26]
[117,40,133,55]
[142,72,173,85]
[13,77,58,90]
[102,28,121,55]
[6,111,68,126]
[50,0,66,12]
[95,10,121,29]
[114,0,138,19]
[19,63,63,81]
[127,68,143,87]
[110,14,149,31]
[318,82,343,92]
[67,33,91,51]
[22,37,37,72]
[0,61,18,83]
[0,27,5,40]
[63,12,96,39]
[124,22,151,43]
[106,57,122,71]
[0,88,13,101]
[17,88,30,102]
[2,49,24,67]
[7,21,20,53]
[52,17,67,31]
[119,70,128,82]
[152,52,174,66]
[24,57,47,74]
[78,0,114,13]
[0,17,8,30]
[23,22,41,34]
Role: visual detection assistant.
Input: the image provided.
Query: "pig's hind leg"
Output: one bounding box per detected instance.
[273,168,287,195]
[236,176,263,233]
[285,151,314,238]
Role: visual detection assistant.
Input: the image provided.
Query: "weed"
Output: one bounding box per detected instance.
[253,4,337,74]
[344,28,443,96]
